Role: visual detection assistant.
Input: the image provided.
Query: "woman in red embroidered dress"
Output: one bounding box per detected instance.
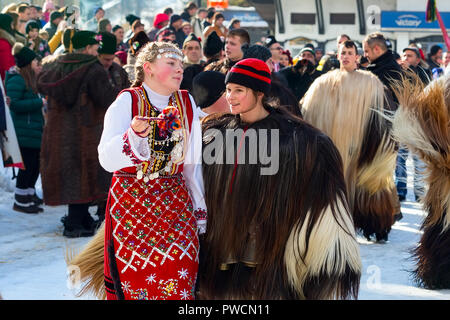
[97,42,206,300]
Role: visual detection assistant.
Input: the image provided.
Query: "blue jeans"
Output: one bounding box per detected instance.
[395,145,426,200]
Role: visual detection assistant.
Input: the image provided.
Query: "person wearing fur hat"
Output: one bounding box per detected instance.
[0,13,16,81]
[36,30,119,238]
[197,58,362,299]
[25,20,50,58]
[5,43,45,214]
[147,13,169,42]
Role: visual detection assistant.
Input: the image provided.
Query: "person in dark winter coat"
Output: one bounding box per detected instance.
[363,32,403,104]
[5,43,45,214]
[276,47,323,101]
[36,30,118,238]
[363,32,403,226]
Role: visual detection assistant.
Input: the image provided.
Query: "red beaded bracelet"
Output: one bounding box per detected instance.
[131,126,148,137]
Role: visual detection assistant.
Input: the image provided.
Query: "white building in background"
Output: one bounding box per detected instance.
[274,0,450,56]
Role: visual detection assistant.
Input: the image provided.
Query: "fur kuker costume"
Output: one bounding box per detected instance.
[301,69,399,242]
[391,73,450,289]
[197,59,362,299]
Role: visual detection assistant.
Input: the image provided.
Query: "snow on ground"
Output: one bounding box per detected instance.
[0,158,450,300]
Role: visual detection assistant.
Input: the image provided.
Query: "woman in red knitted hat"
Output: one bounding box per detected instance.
[197,58,362,300]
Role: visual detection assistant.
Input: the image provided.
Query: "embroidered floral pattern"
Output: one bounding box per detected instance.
[122,131,142,165]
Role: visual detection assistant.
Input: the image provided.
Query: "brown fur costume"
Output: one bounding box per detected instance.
[197,107,361,299]
[301,70,398,241]
[37,54,124,205]
[392,73,450,289]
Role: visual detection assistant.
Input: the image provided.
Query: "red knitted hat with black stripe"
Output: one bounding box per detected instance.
[225,58,271,95]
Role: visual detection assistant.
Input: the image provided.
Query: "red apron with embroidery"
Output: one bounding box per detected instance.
[104,88,198,300]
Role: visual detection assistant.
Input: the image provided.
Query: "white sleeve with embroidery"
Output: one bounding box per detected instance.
[98,92,150,173]
[183,95,208,234]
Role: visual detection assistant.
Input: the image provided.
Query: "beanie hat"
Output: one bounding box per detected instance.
[12,42,37,68]
[264,35,277,48]
[183,32,201,48]
[153,13,169,28]
[170,14,182,25]
[203,31,223,57]
[72,30,99,49]
[192,71,226,109]
[125,14,140,27]
[97,32,117,55]
[50,11,63,23]
[242,44,272,62]
[25,20,40,34]
[300,47,315,56]
[129,30,150,56]
[225,58,271,95]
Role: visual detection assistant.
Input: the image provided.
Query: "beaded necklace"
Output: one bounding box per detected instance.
[135,89,184,182]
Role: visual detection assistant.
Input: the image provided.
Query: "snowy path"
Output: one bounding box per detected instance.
[1,163,450,300]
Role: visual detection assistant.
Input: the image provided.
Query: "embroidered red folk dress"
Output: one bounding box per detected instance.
[98,84,206,300]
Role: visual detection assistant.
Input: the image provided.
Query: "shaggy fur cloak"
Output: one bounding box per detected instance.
[197,107,362,299]
[301,70,399,241]
[392,73,450,289]
[37,54,122,205]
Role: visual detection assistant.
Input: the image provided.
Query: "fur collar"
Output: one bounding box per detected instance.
[0,29,15,46]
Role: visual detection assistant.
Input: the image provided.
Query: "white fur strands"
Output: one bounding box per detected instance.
[65,223,106,300]
[284,198,362,299]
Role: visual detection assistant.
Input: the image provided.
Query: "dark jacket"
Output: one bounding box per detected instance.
[5,68,44,149]
[409,64,431,85]
[366,50,403,104]
[36,53,120,205]
[276,60,323,101]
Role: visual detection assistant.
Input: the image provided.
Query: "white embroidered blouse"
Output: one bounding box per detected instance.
[98,83,207,233]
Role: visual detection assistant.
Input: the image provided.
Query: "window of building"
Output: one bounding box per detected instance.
[330,13,355,24]
[291,13,316,25]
